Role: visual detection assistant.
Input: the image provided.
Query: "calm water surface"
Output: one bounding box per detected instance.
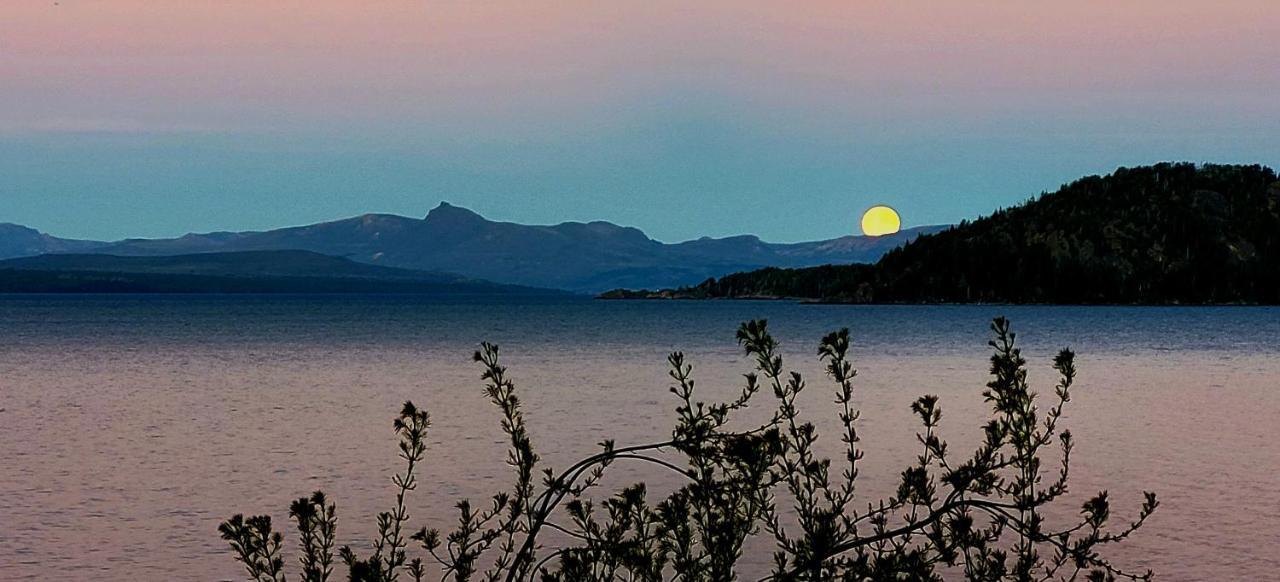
[1,296,1278,580]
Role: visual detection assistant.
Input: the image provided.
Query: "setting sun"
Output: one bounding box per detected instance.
[861,205,902,236]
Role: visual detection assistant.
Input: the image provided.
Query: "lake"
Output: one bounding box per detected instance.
[1,295,1277,580]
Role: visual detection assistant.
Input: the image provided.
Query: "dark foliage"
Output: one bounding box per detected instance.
[0,251,560,294]
[222,318,1157,581]
[637,163,1280,304]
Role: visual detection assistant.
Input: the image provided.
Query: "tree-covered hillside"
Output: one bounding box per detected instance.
[611,163,1280,304]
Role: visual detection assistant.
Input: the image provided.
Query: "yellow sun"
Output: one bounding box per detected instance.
[861,205,902,236]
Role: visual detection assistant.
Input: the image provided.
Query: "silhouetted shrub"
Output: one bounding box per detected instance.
[221,318,1158,581]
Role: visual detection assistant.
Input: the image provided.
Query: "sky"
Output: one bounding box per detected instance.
[2,1,1278,243]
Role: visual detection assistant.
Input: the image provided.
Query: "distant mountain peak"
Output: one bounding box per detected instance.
[551,220,653,244]
[425,201,485,223]
[0,223,40,234]
[0,223,106,257]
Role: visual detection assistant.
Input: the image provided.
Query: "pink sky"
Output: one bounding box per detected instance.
[5,1,1276,133]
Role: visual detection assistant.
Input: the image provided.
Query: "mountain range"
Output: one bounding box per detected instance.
[0,205,942,292]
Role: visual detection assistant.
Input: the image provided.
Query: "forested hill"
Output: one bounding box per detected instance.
[607,163,1280,304]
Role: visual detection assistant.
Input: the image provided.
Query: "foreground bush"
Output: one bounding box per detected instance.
[221,317,1157,581]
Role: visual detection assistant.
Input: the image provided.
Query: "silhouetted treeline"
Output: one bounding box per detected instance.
[622,163,1280,304]
[0,250,562,295]
[0,269,530,294]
